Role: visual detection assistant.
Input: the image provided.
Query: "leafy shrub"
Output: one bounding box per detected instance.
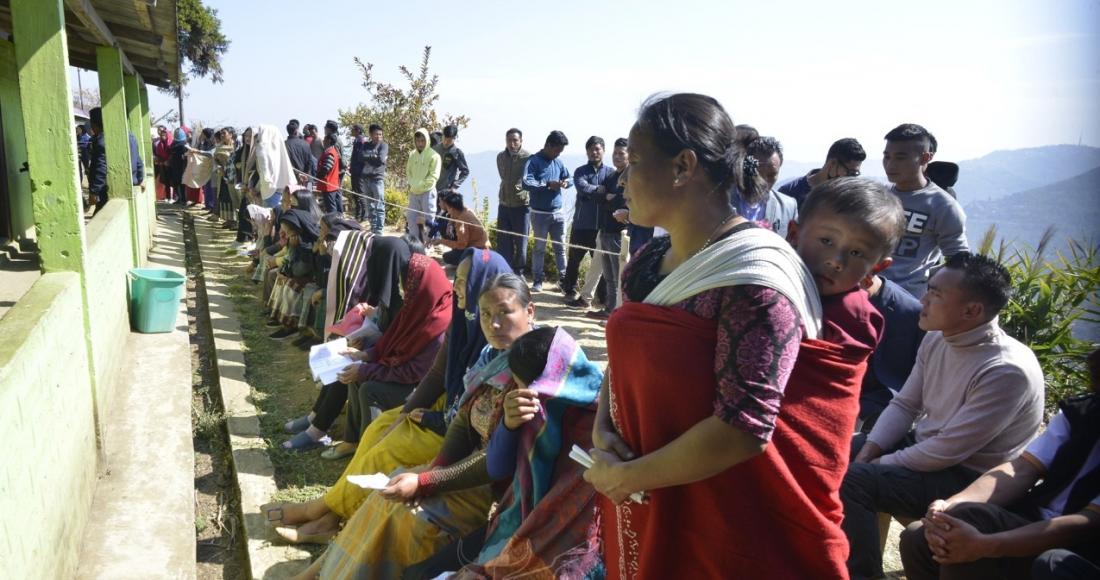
[384,188,408,227]
[978,226,1100,411]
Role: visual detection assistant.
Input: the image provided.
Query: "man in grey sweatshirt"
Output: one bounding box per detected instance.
[881,124,968,298]
[841,252,1045,580]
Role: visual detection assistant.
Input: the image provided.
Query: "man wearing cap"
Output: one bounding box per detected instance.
[522,130,572,292]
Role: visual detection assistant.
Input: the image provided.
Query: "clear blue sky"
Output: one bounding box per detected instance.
[130,0,1099,164]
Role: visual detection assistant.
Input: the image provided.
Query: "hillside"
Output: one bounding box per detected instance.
[955,144,1100,205]
[965,166,1100,252]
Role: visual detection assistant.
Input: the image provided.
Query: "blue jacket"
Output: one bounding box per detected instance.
[522,152,571,212]
[88,133,108,197]
[572,162,614,231]
[129,133,145,186]
[866,278,924,395]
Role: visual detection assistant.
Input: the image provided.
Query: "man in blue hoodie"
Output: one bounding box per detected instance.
[522,131,571,292]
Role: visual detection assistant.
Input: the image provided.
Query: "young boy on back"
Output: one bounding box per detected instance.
[787,177,907,355]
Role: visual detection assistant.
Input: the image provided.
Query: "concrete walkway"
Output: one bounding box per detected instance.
[76,211,196,579]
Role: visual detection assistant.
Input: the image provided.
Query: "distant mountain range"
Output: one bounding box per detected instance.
[454,145,1100,252]
[965,165,1100,253]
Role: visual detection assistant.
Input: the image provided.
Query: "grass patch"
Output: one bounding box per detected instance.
[207,236,347,498]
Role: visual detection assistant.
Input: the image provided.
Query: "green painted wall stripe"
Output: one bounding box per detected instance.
[96,46,138,266]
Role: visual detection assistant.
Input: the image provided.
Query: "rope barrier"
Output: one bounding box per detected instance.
[288,168,629,259]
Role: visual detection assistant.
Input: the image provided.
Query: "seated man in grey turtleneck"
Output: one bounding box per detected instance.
[841,252,1045,580]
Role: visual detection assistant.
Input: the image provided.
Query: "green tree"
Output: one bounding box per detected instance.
[978,226,1100,411]
[162,0,230,125]
[338,46,470,191]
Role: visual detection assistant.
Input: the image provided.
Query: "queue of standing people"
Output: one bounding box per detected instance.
[160,92,1098,579]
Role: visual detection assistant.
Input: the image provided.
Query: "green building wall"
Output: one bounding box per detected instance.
[0,273,97,580]
[0,40,35,242]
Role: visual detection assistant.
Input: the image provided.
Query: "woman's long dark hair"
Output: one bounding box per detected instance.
[635,93,767,204]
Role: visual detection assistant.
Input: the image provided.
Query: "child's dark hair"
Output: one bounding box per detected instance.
[801,177,906,260]
[440,192,466,212]
[942,252,1012,315]
[508,327,557,386]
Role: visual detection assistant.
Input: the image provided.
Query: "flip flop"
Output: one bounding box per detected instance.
[281,431,332,452]
[260,502,286,527]
[321,443,356,461]
[274,525,337,545]
[283,415,311,434]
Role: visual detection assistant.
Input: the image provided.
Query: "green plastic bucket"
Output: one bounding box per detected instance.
[128,268,186,333]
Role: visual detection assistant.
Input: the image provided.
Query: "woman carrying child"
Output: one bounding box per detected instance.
[583,93,883,578]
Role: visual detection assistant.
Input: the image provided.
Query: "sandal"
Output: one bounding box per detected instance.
[283,415,311,434]
[274,525,337,545]
[321,442,356,461]
[281,431,332,452]
[260,502,286,527]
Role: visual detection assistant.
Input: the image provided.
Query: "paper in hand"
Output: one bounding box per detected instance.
[570,445,645,503]
[309,338,355,384]
[346,473,391,490]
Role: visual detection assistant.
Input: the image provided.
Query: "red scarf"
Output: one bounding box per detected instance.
[372,254,452,366]
[601,302,866,579]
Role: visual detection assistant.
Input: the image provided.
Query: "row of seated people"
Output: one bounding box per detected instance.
[242,93,1098,579]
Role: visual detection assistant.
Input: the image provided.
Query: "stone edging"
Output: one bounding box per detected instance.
[190,213,312,579]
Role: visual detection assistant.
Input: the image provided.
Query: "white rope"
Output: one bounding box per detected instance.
[290,167,629,258]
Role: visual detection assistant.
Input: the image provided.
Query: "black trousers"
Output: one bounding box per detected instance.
[562,227,597,293]
[236,195,253,242]
[310,381,348,432]
[843,433,982,579]
[900,502,1100,580]
[345,380,415,442]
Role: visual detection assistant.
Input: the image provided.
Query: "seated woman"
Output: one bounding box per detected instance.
[431,192,490,266]
[292,286,598,579]
[268,209,321,340]
[260,186,323,301]
[421,327,604,579]
[281,237,450,452]
[268,250,513,542]
[291,214,362,348]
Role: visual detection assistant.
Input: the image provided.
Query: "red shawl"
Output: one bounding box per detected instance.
[601,301,867,579]
[372,253,453,367]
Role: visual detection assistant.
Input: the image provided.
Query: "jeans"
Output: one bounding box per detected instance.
[365,176,386,233]
[597,230,623,311]
[406,189,437,245]
[496,205,530,276]
[900,502,1100,580]
[530,210,566,284]
[562,228,597,294]
[321,189,344,214]
[843,434,982,579]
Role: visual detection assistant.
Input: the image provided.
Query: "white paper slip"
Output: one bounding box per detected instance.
[309,338,355,384]
[346,473,391,490]
[569,445,645,503]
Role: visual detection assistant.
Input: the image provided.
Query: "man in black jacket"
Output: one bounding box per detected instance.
[87,107,109,213]
[285,119,315,184]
